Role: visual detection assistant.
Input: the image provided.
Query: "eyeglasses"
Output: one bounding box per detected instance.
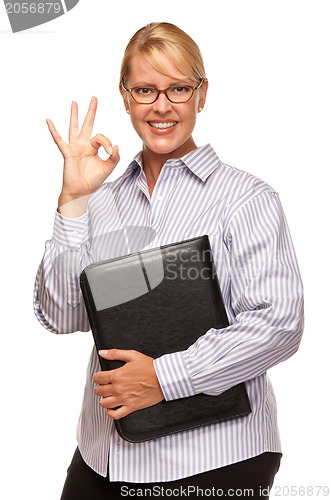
[121,79,204,104]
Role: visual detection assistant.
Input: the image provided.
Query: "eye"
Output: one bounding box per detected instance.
[170,86,191,94]
[133,87,156,95]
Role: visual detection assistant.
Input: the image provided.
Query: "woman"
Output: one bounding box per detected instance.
[34,22,304,499]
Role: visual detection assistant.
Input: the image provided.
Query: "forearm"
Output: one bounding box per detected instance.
[155,190,304,401]
[57,193,90,219]
[157,299,303,401]
[33,211,92,334]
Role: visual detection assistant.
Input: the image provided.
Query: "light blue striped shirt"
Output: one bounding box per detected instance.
[33,144,304,482]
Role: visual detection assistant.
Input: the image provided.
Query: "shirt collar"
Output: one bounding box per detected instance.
[179,144,221,182]
[116,144,220,183]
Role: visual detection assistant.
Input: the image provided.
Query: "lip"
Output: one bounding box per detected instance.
[148,121,178,135]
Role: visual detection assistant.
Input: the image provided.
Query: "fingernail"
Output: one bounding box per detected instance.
[108,146,113,155]
[99,350,109,356]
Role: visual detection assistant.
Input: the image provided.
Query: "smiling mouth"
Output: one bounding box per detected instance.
[148,121,178,130]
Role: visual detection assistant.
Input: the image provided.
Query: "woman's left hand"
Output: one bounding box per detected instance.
[94,350,165,419]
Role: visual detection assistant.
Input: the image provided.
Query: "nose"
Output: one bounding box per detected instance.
[152,93,172,114]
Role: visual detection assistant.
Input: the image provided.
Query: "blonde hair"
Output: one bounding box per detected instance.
[120,22,206,86]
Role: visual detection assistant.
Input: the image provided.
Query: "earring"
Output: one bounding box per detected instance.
[126,109,130,114]
[198,107,203,112]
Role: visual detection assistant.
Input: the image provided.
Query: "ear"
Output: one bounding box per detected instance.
[119,83,130,114]
[198,78,208,112]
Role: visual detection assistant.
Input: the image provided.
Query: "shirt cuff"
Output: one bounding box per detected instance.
[153,351,197,401]
[52,210,88,247]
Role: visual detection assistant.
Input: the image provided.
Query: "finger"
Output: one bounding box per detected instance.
[94,383,113,397]
[105,145,120,163]
[46,119,68,154]
[90,133,113,156]
[107,406,131,420]
[99,396,118,409]
[103,146,120,175]
[98,349,136,363]
[112,145,120,159]
[69,101,79,142]
[94,370,112,385]
[80,96,97,138]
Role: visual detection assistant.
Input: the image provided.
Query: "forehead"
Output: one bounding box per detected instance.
[127,52,190,86]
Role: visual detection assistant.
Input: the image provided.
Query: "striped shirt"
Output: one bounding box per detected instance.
[33,144,304,482]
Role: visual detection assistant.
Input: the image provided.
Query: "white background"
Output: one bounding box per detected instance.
[0,1,330,498]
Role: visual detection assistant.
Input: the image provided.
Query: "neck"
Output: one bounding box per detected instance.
[142,138,197,197]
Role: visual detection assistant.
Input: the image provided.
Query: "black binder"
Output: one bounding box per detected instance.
[80,235,251,442]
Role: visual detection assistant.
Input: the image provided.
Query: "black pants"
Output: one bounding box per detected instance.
[60,447,281,499]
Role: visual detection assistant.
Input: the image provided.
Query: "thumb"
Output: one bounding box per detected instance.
[104,145,120,174]
[111,145,120,158]
[98,349,135,363]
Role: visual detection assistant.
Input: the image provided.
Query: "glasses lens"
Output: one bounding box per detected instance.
[166,86,194,103]
[129,85,195,104]
[131,87,157,104]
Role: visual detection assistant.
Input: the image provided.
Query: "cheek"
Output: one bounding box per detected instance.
[181,107,198,131]
[129,109,151,142]
[182,98,199,121]
[129,107,146,129]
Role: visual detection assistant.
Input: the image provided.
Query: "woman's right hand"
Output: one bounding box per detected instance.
[46,96,120,217]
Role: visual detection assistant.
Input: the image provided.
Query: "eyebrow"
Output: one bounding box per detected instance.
[129,80,192,88]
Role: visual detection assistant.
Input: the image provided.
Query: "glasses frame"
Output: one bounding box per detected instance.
[121,79,204,104]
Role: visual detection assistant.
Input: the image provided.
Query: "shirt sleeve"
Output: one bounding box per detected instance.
[154,190,304,401]
[33,210,92,334]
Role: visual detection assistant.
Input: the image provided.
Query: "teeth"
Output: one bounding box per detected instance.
[149,122,177,129]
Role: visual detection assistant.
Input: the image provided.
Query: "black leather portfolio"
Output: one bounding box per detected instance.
[80,235,251,442]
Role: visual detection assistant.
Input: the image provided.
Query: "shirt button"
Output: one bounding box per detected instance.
[170,161,176,167]
[156,195,162,202]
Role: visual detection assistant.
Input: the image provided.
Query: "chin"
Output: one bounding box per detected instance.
[147,144,179,156]
[143,136,194,158]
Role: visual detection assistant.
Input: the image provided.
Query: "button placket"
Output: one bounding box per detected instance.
[150,176,167,227]
[150,166,180,226]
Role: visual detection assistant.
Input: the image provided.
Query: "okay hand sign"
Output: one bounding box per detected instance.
[46,96,120,216]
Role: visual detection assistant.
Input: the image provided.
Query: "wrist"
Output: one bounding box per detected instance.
[57,192,90,219]
[153,352,196,401]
